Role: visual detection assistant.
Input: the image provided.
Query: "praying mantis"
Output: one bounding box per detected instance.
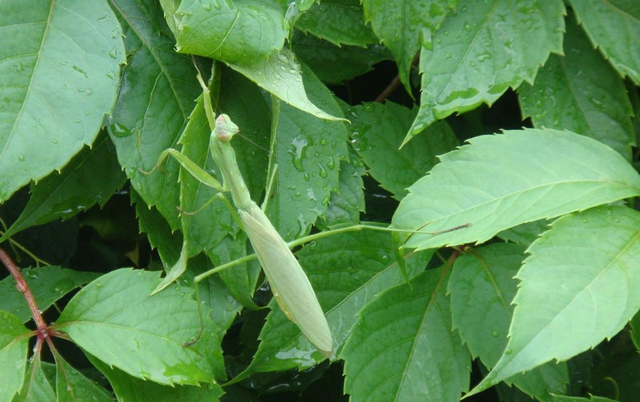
[149,67,471,359]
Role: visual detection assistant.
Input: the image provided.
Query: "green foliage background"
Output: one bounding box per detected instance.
[1,0,640,401]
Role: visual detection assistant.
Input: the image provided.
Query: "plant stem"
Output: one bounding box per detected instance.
[0,248,47,331]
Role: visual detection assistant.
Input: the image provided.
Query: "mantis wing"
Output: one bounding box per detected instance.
[239,202,333,358]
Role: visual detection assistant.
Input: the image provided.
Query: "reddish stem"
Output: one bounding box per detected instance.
[0,248,48,332]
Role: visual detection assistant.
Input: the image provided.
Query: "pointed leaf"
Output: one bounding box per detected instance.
[89,354,224,402]
[1,134,125,240]
[297,0,377,47]
[109,0,201,230]
[236,230,431,376]
[362,0,457,91]
[407,0,564,141]
[132,190,183,266]
[342,268,470,402]
[519,15,635,160]
[470,205,640,395]
[0,0,125,202]
[55,355,113,402]
[14,358,55,402]
[569,0,640,84]
[56,269,213,386]
[0,266,100,323]
[392,129,640,251]
[175,0,286,65]
[0,311,30,402]
[229,48,345,121]
[322,160,365,228]
[349,102,457,200]
[266,62,349,240]
[449,243,568,400]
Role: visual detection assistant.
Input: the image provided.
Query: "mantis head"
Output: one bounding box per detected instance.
[215,114,240,142]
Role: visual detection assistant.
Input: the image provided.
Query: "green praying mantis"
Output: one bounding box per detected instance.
[148,67,471,359]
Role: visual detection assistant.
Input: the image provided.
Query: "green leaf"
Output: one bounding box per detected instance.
[362,0,457,91]
[470,205,640,395]
[0,311,30,402]
[266,62,349,240]
[89,355,224,402]
[449,243,568,400]
[109,0,201,230]
[56,269,213,386]
[392,129,640,251]
[55,355,113,402]
[407,0,565,142]
[296,0,378,47]
[229,48,345,121]
[0,0,125,202]
[1,134,125,241]
[208,234,261,310]
[632,309,640,352]
[0,266,100,323]
[235,230,431,377]
[14,358,55,402]
[322,160,365,228]
[342,267,470,401]
[292,33,391,85]
[349,102,458,200]
[132,190,183,266]
[519,14,635,160]
[175,0,286,65]
[552,396,619,402]
[497,220,551,246]
[569,0,640,85]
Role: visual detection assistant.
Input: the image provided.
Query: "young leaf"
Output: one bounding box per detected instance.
[342,267,470,402]
[296,0,378,47]
[569,0,640,85]
[449,243,568,400]
[1,134,125,241]
[89,354,224,402]
[392,129,640,251]
[362,0,457,91]
[470,205,640,395]
[174,0,286,65]
[519,14,635,160]
[56,269,213,386]
[55,355,113,402]
[229,48,345,121]
[0,0,125,202]
[0,311,30,402]
[235,230,432,377]
[0,266,100,323]
[266,61,349,240]
[349,102,458,200]
[407,0,565,142]
[109,0,201,230]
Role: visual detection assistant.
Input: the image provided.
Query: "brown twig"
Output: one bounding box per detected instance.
[0,248,47,331]
[0,248,64,352]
